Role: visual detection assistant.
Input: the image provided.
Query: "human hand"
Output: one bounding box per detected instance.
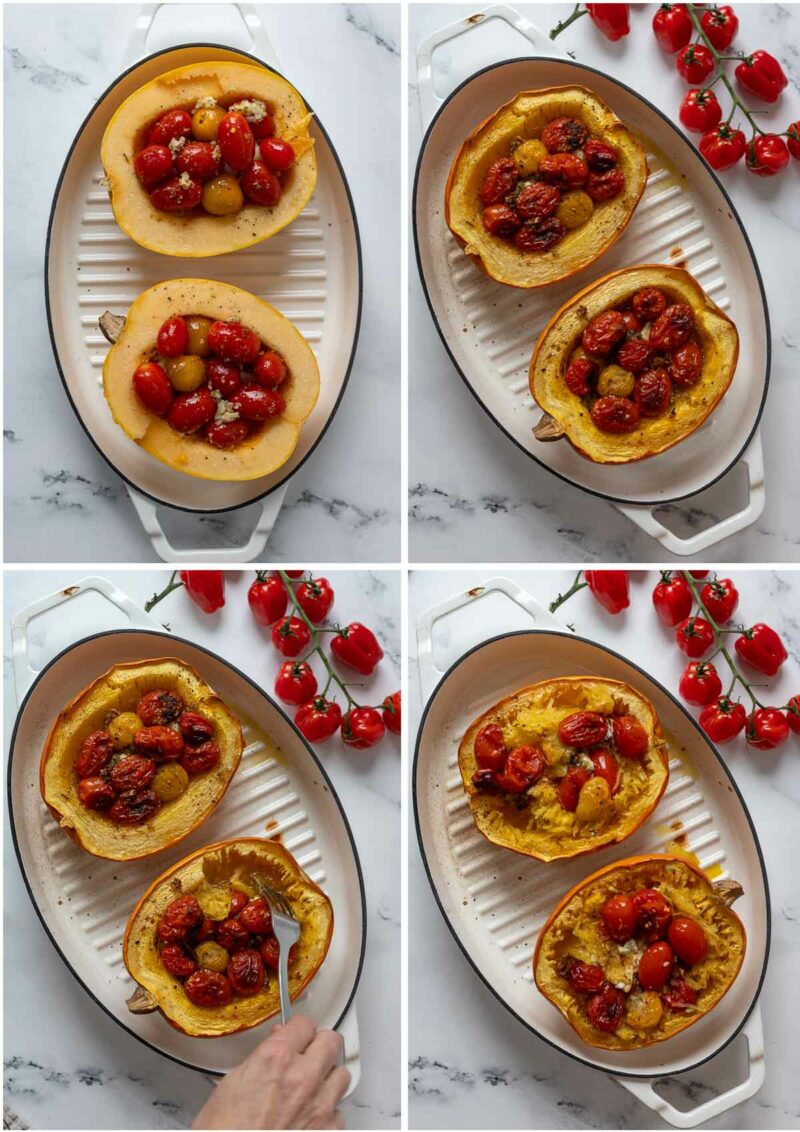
[192,1015,350,1130]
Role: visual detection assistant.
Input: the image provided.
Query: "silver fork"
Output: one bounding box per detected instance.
[251,873,300,1024]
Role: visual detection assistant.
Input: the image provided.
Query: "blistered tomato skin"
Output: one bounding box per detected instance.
[541,116,589,153]
[649,304,694,351]
[584,138,619,171]
[585,168,626,202]
[77,776,116,811]
[633,888,673,940]
[75,730,115,778]
[482,204,520,238]
[134,725,185,761]
[591,395,641,433]
[181,740,221,774]
[582,311,627,357]
[601,893,637,941]
[612,715,649,759]
[632,288,667,322]
[227,949,266,995]
[184,970,233,1006]
[479,158,519,205]
[539,153,589,189]
[565,357,595,397]
[514,217,565,251]
[634,368,672,417]
[515,182,561,222]
[239,897,273,934]
[156,895,204,945]
[474,723,508,771]
[109,754,156,793]
[670,340,703,386]
[109,788,160,825]
[586,985,625,1032]
[137,689,183,726]
[558,711,608,748]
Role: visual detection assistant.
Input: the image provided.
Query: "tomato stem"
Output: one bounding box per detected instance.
[681,572,765,709]
[144,570,183,612]
[278,570,360,709]
[549,3,586,40]
[686,3,765,136]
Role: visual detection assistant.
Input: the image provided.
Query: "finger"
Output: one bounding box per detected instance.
[317,1065,351,1109]
[306,1104,346,1131]
[332,1108,345,1130]
[301,1029,344,1080]
[265,1014,317,1055]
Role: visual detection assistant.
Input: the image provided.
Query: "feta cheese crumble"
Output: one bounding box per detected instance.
[229,98,268,122]
[194,96,218,111]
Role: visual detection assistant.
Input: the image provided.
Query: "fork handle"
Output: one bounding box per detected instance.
[277,946,292,1024]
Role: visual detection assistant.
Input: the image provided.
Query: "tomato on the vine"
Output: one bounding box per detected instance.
[785,696,800,735]
[679,661,723,706]
[179,571,225,613]
[341,707,385,749]
[700,5,738,50]
[585,3,629,41]
[699,696,747,743]
[295,697,343,742]
[788,122,800,160]
[747,134,790,177]
[271,616,311,658]
[689,570,709,579]
[295,577,334,623]
[675,616,715,658]
[735,623,788,676]
[676,44,715,85]
[652,4,692,53]
[652,573,692,626]
[679,89,723,134]
[735,51,788,103]
[746,707,790,750]
[274,660,317,706]
[700,577,739,623]
[699,123,747,169]
[381,691,401,734]
[247,574,287,626]
[584,570,629,614]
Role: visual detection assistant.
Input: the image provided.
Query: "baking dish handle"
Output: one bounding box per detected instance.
[11,575,155,703]
[417,3,564,128]
[617,1006,765,1128]
[128,487,287,564]
[416,575,560,702]
[122,3,279,67]
[615,433,766,557]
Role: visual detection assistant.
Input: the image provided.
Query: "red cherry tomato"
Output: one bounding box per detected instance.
[496,746,545,793]
[231,386,285,421]
[788,122,800,161]
[747,134,790,177]
[341,706,385,749]
[558,711,608,748]
[204,419,250,448]
[590,748,619,794]
[157,315,188,358]
[701,5,738,50]
[676,616,715,658]
[699,696,747,743]
[652,573,692,626]
[584,570,629,614]
[250,113,276,140]
[676,44,714,84]
[652,4,692,53]
[179,571,225,614]
[167,389,216,433]
[295,577,334,623]
[612,715,649,759]
[560,958,606,993]
[735,623,788,676]
[668,916,708,964]
[240,162,281,206]
[690,570,709,579]
[382,691,401,734]
[633,888,673,940]
[700,577,739,623]
[176,140,222,182]
[254,351,288,388]
[663,976,698,1009]
[746,708,790,750]
[271,616,311,658]
[638,941,674,990]
[331,623,384,675]
[248,574,287,626]
[679,89,723,133]
[557,767,592,812]
[601,893,637,942]
[150,176,202,212]
[786,696,800,735]
[735,50,788,103]
[274,660,318,706]
[585,3,629,41]
[679,661,723,706]
[259,137,296,172]
[295,697,343,742]
[474,723,507,772]
[208,321,261,364]
[148,109,192,147]
[206,358,241,398]
[134,144,173,188]
[132,362,173,416]
[586,985,625,1032]
[217,112,255,171]
[699,123,747,169]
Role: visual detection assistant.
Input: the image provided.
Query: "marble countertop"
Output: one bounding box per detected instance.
[3,4,400,563]
[409,3,800,563]
[3,569,400,1129]
[409,568,800,1128]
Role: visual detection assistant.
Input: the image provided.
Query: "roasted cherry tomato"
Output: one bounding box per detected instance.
[590,747,619,794]
[539,153,588,189]
[557,767,592,812]
[216,112,255,171]
[585,3,629,41]
[735,50,788,103]
[271,616,311,658]
[259,935,299,971]
[670,340,703,386]
[77,776,116,811]
[786,695,800,735]
[638,941,674,990]
[633,888,673,940]
[652,4,692,53]
[746,707,790,750]
[184,970,233,1006]
[134,725,184,761]
[586,985,626,1032]
[341,706,385,749]
[176,141,222,182]
[700,577,739,623]
[474,723,508,772]
[259,137,296,172]
[679,661,722,706]
[240,161,282,206]
[612,715,649,759]
[295,697,343,742]
[584,138,619,172]
[248,573,288,626]
[676,616,715,658]
[747,133,790,177]
[133,362,173,416]
[679,88,723,133]
[649,304,694,351]
[591,395,641,434]
[150,176,202,212]
[515,182,560,222]
[207,320,261,364]
[180,740,220,775]
[160,944,197,978]
[148,109,192,147]
[668,916,708,964]
[735,623,787,676]
[632,287,667,322]
[482,204,521,238]
[227,949,266,996]
[296,577,334,623]
[582,311,627,358]
[232,386,285,421]
[559,957,606,993]
[134,144,173,188]
[699,123,747,169]
[652,572,692,627]
[157,895,203,943]
[634,368,672,417]
[216,918,251,953]
[274,660,318,706]
[229,889,249,916]
[564,357,595,396]
[495,745,545,793]
[676,43,714,84]
[479,158,519,205]
[110,754,156,793]
[179,570,225,613]
[662,975,698,1009]
[585,570,630,614]
[179,711,214,745]
[205,419,251,449]
[601,893,637,942]
[331,623,384,675]
[254,350,288,388]
[168,389,216,433]
[699,695,747,743]
[586,166,626,202]
[108,788,160,825]
[239,898,272,935]
[617,337,652,374]
[701,5,738,50]
[75,730,115,778]
[558,711,609,748]
[137,689,183,726]
[513,217,564,251]
[541,116,588,153]
[382,691,401,735]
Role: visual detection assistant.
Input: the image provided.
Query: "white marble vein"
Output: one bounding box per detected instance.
[409,3,800,563]
[409,569,800,1129]
[4,569,400,1129]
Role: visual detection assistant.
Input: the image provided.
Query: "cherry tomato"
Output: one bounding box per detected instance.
[157,895,203,943]
[178,711,214,745]
[539,153,588,189]
[541,116,589,153]
[160,944,197,978]
[653,573,692,627]
[216,112,255,171]
[216,918,251,953]
[679,89,722,133]
[250,113,276,140]
[134,725,184,760]
[133,362,173,416]
[699,696,747,743]
[382,691,401,734]
[746,708,790,750]
[632,288,668,322]
[259,935,299,970]
[735,623,788,676]
[677,44,714,84]
[735,50,788,103]
[331,623,384,675]
[582,311,627,357]
[652,4,692,53]
[229,889,249,916]
[668,916,708,964]
[786,696,800,735]
[586,985,626,1032]
[699,123,747,170]
[206,358,241,398]
[649,304,694,351]
[150,176,202,212]
[585,3,629,42]
[482,204,521,238]
[479,158,519,205]
[586,167,626,202]
[690,570,709,579]
[254,350,288,388]
[638,941,674,990]
[240,162,282,206]
[670,340,703,386]
[557,767,592,812]
[474,723,507,772]
[585,570,630,614]
[179,570,225,613]
[77,776,116,811]
[181,740,220,774]
[558,711,608,748]
[788,122,800,161]
[496,745,545,793]
[662,975,698,1009]
[208,321,261,364]
[110,754,156,793]
[617,338,652,374]
[295,697,343,742]
[564,357,595,396]
[700,577,739,623]
[134,144,173,188]
[184,970,232,1006]
[747,134,790,177]
[271,616,311,658]
[109,788,160,825]
[676,616,715,658]
[248,573,287,626]
[157,315,189,358]
[701,5,738,50]
[601,893,637,942]
[634,368,672,417]
[633,888,673,940]
[341,706,385,749]
[275,660,318,706]
[227,949,266,996]
[167,388,216,433]
[515,182,560,222]
[679,661,722,706]
[559,957,606,993]
[75,730,115,778]
[591,395,641,434]
[612,715,649,759]
[296,577,335,623]
[204,416,250,451]
[148,109,192,147]
[259,137,296,172]
[590,748,619,794]
[231,386,285,421]
[176,141,222,182]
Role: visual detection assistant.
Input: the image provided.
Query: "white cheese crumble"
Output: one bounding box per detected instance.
[617,938,642,955]
[177,171,193,189]
[168,135,187,155]
[211,143,222,163]
[577,754,595,773]
[229,98,268,122]
[194,96,218,111]
[209,388,222,401]
[214,399,240,424]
